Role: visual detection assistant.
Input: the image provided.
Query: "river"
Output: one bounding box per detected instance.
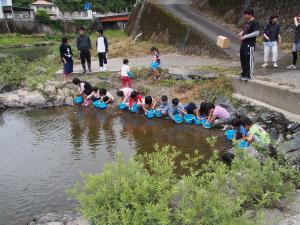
[0,46,53,61]
[0,107,229,225]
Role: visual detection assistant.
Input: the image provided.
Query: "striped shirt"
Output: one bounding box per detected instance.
[213,106,230,120]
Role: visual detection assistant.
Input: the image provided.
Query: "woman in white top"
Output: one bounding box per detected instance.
[96,30,108,72]
[121,59,132,88]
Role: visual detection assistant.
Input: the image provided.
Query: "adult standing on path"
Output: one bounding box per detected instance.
[77,27,92,73]
[287,14,300,69]
[262,15,281,68]
[96,29,109,72]
[238,9,260,81]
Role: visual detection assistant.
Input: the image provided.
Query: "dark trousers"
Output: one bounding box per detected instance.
[292,52,298,65]
[240,44,255,78]
[80,49,91,70]
[98,53,107,67]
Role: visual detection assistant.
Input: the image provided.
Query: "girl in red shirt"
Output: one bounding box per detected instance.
[128,91,143,109]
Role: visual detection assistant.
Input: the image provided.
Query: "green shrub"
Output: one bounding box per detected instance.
[68,145,300,225]
[0,54,60,89]
[0,57,28,86]
[36,10,51,24]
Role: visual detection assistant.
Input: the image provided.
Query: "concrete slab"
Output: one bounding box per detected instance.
[231,76,300,120]
[55,53,227,79]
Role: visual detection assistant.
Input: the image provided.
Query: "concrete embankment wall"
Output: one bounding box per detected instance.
[126,1,229,58]
[231,78,300,121]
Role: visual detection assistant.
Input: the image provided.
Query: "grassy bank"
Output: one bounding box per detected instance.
[0,33,59,48]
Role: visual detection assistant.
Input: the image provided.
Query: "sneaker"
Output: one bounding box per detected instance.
[242,77,251,81]
[98,67,104,72]
[262,63,268,68]
[237,76,244,80]
[273,62,278,68]
[287,64,296,69]
[103,64,107,71]
[83,70,87,74]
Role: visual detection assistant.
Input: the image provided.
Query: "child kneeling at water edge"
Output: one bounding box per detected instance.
[128,91,143,110]
[116,88,133,104]
[207,102,233,129]
[241,117,270,147]
[143,96,157,112]
[231,118,248,140]
[73,78,93,98]
[83,86,101,106]
[182,102,198,116]
[168,98,183,120]
[99,88,114,104]
[157,95,169,115]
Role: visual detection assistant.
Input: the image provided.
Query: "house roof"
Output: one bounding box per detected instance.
[31,0,54,6]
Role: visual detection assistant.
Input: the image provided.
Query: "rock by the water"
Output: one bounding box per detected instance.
[278,214,300,225]
[277,136,300,166]
[28,211,89,225]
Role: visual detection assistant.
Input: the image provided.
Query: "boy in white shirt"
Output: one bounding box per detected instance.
[99,88,114,104]
[121,59,132,88]
[96,30,108,72]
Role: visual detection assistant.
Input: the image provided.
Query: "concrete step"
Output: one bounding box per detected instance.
[230,77,300,122]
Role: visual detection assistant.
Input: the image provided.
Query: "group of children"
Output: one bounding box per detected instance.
[72,77,271,148]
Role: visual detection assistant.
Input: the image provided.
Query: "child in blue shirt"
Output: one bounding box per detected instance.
[181,102,198,116]
[231,118,248,140]
[157,95,169,115]
[168,98,183,120]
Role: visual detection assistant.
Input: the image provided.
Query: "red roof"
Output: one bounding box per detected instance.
[100,16,129,22]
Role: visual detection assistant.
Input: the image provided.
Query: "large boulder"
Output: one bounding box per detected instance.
[0,89,48,108]
[277,131,300,167]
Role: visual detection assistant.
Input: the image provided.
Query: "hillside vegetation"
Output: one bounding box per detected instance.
[13,0,136,13]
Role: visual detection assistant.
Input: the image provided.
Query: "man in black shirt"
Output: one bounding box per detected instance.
[287,13,300,69]
[76,27,92,73]
[238,9,260,80]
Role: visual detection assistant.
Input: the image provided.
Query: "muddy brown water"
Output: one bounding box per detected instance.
[0,107,230,225]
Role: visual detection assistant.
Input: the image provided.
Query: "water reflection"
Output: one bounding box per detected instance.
[0,107,228,225]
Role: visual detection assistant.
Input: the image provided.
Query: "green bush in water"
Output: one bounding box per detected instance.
[68,145,300,225]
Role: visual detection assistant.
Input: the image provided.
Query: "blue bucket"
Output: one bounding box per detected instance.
[74,96,83,104]
[225,130,236,140]
[238,140,249,149]
[202,120,212,129]
[119,103,127,110]
[155,110,163,118]
[151,61,159,69]
[194,117,202,126]
[127,71,134,78]
[146,109,155,119]
[93,101,107,109]
[184,114,194,124]
[174,114,184,124]
[131,104,138,113]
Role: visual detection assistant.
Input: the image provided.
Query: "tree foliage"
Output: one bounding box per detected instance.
[36,10,51,24]
[68,145,300,225]
[13,0,136,13]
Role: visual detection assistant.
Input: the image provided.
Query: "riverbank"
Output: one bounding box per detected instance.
[0,33,57,49]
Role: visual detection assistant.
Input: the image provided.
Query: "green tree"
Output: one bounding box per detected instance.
[35,10,50,24]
